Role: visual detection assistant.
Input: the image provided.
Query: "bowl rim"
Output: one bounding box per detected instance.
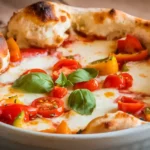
[1,121,150,139]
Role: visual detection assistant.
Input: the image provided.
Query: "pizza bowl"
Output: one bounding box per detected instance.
[1,122,150,150]
[1,1,150,149]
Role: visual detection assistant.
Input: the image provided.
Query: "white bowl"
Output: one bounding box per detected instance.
[1,122,150,150]
[1,1,150,150]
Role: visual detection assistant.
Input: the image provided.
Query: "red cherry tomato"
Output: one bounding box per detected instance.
[31,97,64,118]
[0,104,29,125]
[21,48,48,58]
[51,86,68,98]
[103,74,126,89]
[118,34,143,54]
[120,73,133,88]
[22,69,47,76]
[74,79,99,91]
[52,59,81,80]
[25,106,38,118]
[103,73,133,89]
[117,96,145,114]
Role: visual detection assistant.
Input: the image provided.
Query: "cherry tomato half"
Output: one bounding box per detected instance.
[103,74,125,89]
[52,59,81,80]
[51,86,68,98]
[22,69,47,76]
[0,104,29,124]
[74,79,99,91]
[103,73,133,90]
[117,96,145,114]
[25,106,38,118]
[120,73,133,89]
[31,97,64,118]
[117,34,143,54]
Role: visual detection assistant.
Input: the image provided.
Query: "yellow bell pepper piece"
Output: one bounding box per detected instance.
[4,95,23,105]
[87,55,118,75]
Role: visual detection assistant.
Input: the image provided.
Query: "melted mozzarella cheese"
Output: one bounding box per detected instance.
[0,85,45,105]
[57,40,117,66]
[126,61,150,95]
[52,89,119,132]
[1,40,150,132]
[0,55,58,84]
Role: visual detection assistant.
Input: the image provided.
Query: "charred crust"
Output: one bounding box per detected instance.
[26,1,58,22]
[109,9,116,16]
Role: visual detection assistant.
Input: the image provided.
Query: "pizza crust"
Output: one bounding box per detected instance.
[0,34,10,74]
[82,111,146,134]
[7,1,71,48]
[7,1,150,49]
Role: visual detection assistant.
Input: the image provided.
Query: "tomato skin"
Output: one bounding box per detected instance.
[53,59,81,71]
[51,86,68,98]
[21,48,48,58]
[117,96,145,114]
[25,106,38,118]
[74,79,99,91]
[22,69,47,76]
[0,104,29,125]
[103,74,126,89]
[103,73,133,89]
[31,97,64,118]
[120,73,133,88]
[118,35,143,54]
[52,59,81,80]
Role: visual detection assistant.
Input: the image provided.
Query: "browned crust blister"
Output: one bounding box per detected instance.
[25,1,58,23]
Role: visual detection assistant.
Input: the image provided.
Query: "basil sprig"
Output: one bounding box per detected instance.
[55,68,98,87]
[68,89,96,115]
[13,72,54,93]
[55,73,73,87]
[67,68,98,84]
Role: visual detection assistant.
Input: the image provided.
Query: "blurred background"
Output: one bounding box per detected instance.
[0,0,150,26]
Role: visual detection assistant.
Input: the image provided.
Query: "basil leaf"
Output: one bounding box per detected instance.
[55,73,73,87]
[68,89,96,115]
[13,73,54,93]
[55,73,68,86]
[67,68,98,84]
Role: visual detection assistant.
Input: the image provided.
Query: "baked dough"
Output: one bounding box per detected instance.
[82,111,145,134]
[7,1,150,49]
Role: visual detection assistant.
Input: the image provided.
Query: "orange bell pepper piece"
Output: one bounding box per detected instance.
[7,38,22,62]
[56,120,71,134]
[115,49,148,63]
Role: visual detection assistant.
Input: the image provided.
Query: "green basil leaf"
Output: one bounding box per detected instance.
[55,73,73,87]
[66,80,74,87]
[12,73,54,93]
[55,73,68,86]
[68,89,96,115]
[67,68,98,84]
